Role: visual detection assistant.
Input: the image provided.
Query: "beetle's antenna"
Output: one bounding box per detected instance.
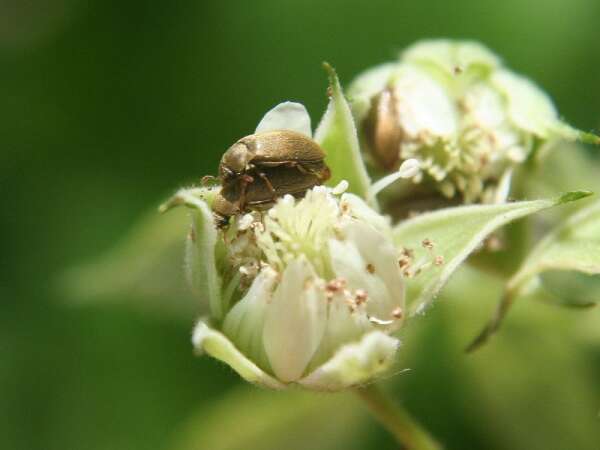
[201,175,218,186]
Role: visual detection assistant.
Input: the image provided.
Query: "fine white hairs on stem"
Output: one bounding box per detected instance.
[368,159,421,203]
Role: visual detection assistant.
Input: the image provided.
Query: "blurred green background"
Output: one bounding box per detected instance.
[2,1,600,449]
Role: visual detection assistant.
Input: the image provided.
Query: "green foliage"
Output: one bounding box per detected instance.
[469,198,600,350]
[392,192,590,314]
[315,64,372,199]
[510,200,600,290]
[169,387,366,450]
[59,207,198,319]
[397,266,600,450]
[5,0,600,449]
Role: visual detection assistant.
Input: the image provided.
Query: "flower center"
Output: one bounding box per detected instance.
[254,186,341,278]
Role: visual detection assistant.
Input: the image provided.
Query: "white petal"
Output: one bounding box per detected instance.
[392,66,457,138]
[340,193,392,239]
[331,221,404,327]
[402,39,500,77]
[307,287,374,372]
[347,62,396,122]
[222,267,278,371]
[263,258,327,382]
[464,83,506,128]
[192,319,285,389]
[299,331,400,391]
[255,102,312,137]
[491,70,558,137]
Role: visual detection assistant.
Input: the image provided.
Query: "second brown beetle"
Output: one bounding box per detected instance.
[363,86,403,171]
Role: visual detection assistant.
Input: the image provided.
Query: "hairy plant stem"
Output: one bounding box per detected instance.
[355,384,442,450]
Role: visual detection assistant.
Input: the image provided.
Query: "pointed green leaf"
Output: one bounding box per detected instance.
[577,130,600,145]
[192,320,284,390]
[524,143,600,197]
[538,271,600,308]
[510,200,600,287]
[165,188,224,320]
[468,198,599,351]
[519,142,600,229]
[315,63,371,199]
[392,191,592,315]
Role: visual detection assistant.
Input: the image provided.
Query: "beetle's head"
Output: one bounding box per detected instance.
[212,187,241,229]
[220,141,251,180]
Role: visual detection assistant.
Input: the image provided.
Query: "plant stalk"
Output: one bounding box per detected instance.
[355,384,442,450]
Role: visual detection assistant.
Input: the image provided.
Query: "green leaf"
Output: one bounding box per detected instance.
[165,188,224,320]
[59,205,198,320]
[507,197,600,290]
[577,130,600,145]
[518,142,600,227]
[407,267,600,450]
[468,199,600,351]
[392,191,592,316]
[169,386,365,450]
[315,63,371,200]
[193,320,284,390]
[538,271,600,308]
[524,142,600,197]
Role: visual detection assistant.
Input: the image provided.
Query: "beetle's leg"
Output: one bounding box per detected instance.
[284,161,315,175]
[239,174,254,209]
[288,161,307,174]
[201,175,218,186]
[255,171,276,196]
[287,161,327,180]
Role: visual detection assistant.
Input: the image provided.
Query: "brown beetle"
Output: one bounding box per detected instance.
[363,86,403,171]
[213,130,330,226]
[219,130,330,203]
[213,164,325,227]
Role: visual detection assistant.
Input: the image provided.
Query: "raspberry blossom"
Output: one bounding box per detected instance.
[164,103,406,391]
[349,39,583,204]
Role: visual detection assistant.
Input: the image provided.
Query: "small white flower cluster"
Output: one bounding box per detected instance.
[349,39,576,203]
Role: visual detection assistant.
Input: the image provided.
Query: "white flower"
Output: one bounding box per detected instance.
[191,185,404,390]
[175,103,406,391]
[348,39,580,204]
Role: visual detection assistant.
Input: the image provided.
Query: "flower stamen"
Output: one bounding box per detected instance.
[367,158,421,203]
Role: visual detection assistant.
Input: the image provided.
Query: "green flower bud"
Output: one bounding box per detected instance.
[349,39,582,206]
